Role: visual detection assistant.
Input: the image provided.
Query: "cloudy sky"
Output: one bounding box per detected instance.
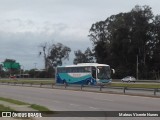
[0,0,160,70]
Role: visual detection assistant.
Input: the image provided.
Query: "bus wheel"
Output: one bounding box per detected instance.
[63,80,67,85]
[87,81,91,85]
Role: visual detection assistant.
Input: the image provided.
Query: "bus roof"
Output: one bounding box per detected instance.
[57,63,109,67]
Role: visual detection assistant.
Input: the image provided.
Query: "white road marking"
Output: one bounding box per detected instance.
[89,106,98,109]
[100,99,113,102]
[70,103,80,106]
[53,100,61,103]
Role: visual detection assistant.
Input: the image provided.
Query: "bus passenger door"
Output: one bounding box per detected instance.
[92,67,96,79]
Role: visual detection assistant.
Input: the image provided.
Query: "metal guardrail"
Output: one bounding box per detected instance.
[0,82,159,97]
[1,78,160,82]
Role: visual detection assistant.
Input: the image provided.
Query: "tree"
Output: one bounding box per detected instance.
[73,50,85,64]
[84,48,95,63]
[40,42,71,68]
[73,48,94,64]
[89,5,160,79]
[47,43,71,67]
[39,42,71,77]
[39,42,48,70]
[149,15,160,79]
[0,64,4,77]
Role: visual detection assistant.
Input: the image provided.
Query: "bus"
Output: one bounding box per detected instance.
[56,63,114,85]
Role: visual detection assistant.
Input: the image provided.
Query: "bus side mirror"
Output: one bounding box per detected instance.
[111,69,115,74]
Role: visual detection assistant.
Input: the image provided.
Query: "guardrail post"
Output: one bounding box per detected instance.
[22,82,24,86]
[14,82,16,86]
[123,87,126,94]
[40,83,42,87]
[52,83,54,89]
[100,85,102,91]
[154,88,157,96]
[81,84,83,90]
[30,83,32,87]
[64,83,67,88]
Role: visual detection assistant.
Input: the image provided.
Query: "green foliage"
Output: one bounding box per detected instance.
[0,97,29,105]
[40,42,71,69]
[73,47,94,64]
[39,42,71,78]
[0,104,15,111]
[89,5,160,79]
[110,83,160,89]
[48,43,71,67]
[30,104,51,111]
[0,97,52,112]
[27,68,55,78]
[28,69,35,78]
[0,79,54,84]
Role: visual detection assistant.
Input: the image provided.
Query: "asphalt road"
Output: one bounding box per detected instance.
[0,85,160,120]
[1,82,160,97]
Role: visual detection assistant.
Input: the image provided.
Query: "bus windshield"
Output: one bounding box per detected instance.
[97,66,111,79]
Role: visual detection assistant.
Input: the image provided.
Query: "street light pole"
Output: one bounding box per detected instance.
[20,65,21,78]
[34,63,37,69]
[34,63,37,78]
[20,65,24,78]
[22,65,24,78]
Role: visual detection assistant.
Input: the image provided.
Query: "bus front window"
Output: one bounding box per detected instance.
[97,66,111,79]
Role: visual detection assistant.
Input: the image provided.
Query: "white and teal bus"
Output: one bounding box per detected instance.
[56,63,114,85]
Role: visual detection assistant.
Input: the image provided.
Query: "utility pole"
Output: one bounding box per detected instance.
[34,63,37,78]
[136,55,139,80]
[22,65,24,78]
[34,63,37,69]
[20,65,21,78]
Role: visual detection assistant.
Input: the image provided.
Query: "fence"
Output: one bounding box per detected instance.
[0,81,159,97]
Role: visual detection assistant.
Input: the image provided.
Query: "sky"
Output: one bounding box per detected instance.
[0,0,160,70]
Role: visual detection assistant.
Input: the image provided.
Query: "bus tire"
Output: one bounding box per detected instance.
[86,81,91,85]
[63,80,67,84]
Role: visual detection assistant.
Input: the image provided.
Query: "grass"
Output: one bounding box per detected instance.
[0,79,55,85]
[110,83,160,89]
[0,104,15,111]
[30,104,51,111]
[0,97,56,117]
[0,97,29,105]
[0,97,52,112]
[0,104,32,120]
[30,104,56,115]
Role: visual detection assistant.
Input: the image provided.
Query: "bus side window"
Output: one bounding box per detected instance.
[92,67,96,79]
[62,68,65,73]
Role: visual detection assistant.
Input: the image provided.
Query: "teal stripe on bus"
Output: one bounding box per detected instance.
[58,73,92,83]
